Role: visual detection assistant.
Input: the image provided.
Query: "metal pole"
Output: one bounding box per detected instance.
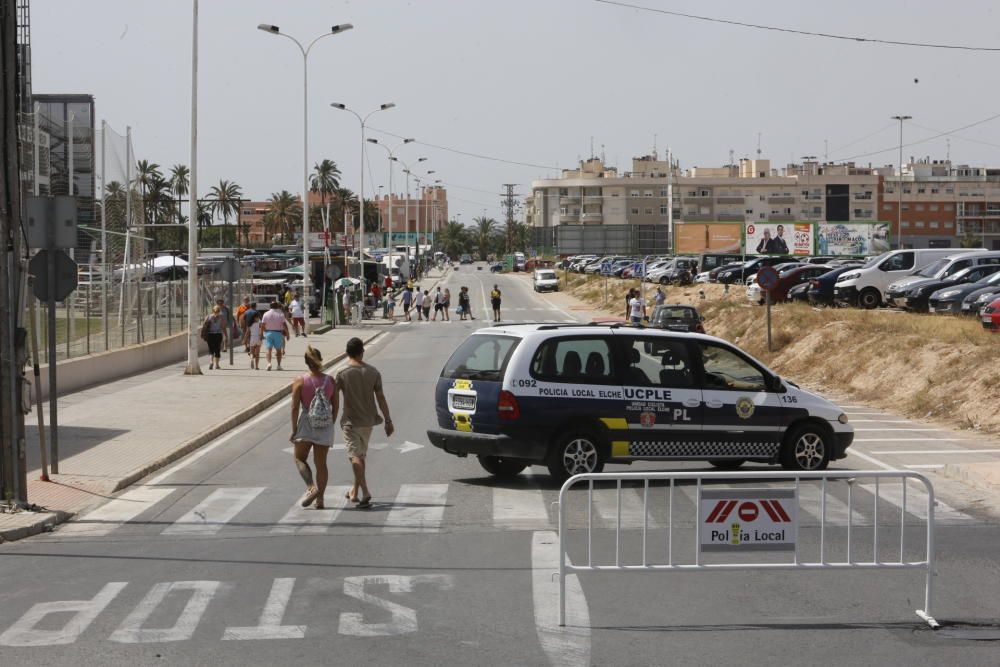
[358,120,365,275]
[28,292,48,481]
[100,120,109,351]
[766,289,773,352]
[47,251,59,473]
[67,113,75,354]
[300,48,311,332]
[667,147,674,256]
[185,0,202,375]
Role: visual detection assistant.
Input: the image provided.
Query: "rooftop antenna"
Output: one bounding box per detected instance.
[756,132,762,158]
[653,133,658,160]
[824,139,828,161]
[729,148,735,176]
[590,136,594,160]
[946,138,951,161]
[601,144,606,164]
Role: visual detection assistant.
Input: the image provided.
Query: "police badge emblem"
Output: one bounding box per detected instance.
[735,397,755,419]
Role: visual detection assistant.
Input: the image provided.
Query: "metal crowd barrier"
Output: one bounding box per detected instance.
[556,471,938,628]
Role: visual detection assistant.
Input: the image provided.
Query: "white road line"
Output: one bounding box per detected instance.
[797,483,866,525]
[592,487,663,528]
[383,484,449,533]
[492,488,551,530]
[853,428,946,432]
[162,487,265,536]
[58,487,176,537]
[861,482,974,525]
[873,449,1000,455]
[271,485,351,534]
[853,438,976,443]
[849,420,915,423]
[846,448,897,471]
[905,464,945,469]
[531,531,590,667]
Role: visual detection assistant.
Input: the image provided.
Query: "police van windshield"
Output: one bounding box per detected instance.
[441,334,520,382]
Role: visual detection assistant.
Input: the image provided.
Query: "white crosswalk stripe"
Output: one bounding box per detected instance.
[271,486,351,534]
[162,487,265,536]
[383,484,449,533]
[592,486,663,528]
[859,481,975,525]
[57,487,176,537]
[492,487,551,530]
[796,483,866,526]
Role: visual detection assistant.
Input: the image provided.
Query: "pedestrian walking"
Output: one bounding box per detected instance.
[336,337,393,508]
[458,287,470,320]
[401,285,413,321]
[442,288,451,321]
[414,287,425,321]
[422,290,431,321]
[490,284,502,322]
[432,286,443,321]
[244,311,263,369]
[216,298,232,352]
[342,288,352,325]
[290,291,306,337]
[383,274,393,292]
[463,286,476,320]
[290,346,339,510]
[386,289,396,319]
[283,286,294,307]
[262,301,289,371]
[201,305,225,369]
[654,286,665,306]
[625,288,635,319]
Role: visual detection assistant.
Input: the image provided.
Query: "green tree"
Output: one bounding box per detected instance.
[135,160,162,228]
[512,222,532,252]
[208,179,244,246]
[310,159,341,217]
[472,216,497,260]
[960,227,984,248]
[331,187,358,234]
[169,164,190,225]
[437,220,469,258]
[264,190,298,244]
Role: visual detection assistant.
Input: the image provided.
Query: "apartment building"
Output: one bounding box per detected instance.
[369,185,448,243]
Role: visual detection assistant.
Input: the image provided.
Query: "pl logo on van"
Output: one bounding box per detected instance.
[639,411,656,427]
[735,396,755,420]
[699,488,797,553]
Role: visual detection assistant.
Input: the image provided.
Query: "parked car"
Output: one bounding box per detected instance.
[648,304,705,333]
[490,262,504,273]
[982,296,1000,331]
[835,249,979,309]
[716,256,790,285]
[807,263,864,307]
[650,257,698,285]
[699,253,744,275]
[902,264,1000,312]
[707,261,746,283]
[961,279,1000,315]
[882,252,1000,308]
[787,282,811,302]
[929,270,1000,314]
[532,269,560,292]
[459,254,473,264]
[609,259,635,277]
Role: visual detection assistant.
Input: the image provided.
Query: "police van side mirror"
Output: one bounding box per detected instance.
[768,375,786,393]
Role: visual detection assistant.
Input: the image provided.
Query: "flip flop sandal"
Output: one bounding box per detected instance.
[357,497,372,509]
[345,492,359,503]
[300,487,320,507]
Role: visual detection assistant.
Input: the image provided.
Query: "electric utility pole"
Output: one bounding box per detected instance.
[501,184,519,252]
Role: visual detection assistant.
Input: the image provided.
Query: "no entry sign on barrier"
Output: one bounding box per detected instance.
[699,488,798,552]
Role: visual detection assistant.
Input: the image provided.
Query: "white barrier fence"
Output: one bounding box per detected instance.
[556,471,938,628]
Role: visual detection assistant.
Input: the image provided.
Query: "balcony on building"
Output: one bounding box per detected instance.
[581,211,603,222]
[561,195,581,204]
[560,212,580,223]
[767,196,797,205]
[683,214,714,222]
[715,196,745,205]
[769,213,796,221]
[716,213,745,222]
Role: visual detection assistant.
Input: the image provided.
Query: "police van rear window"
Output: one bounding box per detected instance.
[441,335,520,382]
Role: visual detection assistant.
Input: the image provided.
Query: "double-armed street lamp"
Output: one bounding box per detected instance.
[331,103,395,273]
[367,137,414,282]
[257,22,353,328]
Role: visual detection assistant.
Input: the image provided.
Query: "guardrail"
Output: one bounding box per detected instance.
[556,470,938,628]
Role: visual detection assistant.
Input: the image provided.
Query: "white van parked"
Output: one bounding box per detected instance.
[833,248,973,309]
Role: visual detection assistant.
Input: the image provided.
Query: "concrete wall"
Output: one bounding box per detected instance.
[34,332,208,401]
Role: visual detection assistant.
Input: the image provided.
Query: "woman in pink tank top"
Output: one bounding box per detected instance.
[290,346,338,509]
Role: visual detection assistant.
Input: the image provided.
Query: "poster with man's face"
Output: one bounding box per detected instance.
[745,223,808,255]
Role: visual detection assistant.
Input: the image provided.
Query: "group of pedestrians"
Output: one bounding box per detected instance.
[203,291,305,371]
[290,337,392,510]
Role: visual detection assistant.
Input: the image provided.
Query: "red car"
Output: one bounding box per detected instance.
[769,264,833,302]
[982,296,1000,332]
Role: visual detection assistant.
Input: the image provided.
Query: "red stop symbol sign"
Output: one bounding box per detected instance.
[738,502,759,522]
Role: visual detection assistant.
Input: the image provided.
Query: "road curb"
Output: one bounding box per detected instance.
[0,330,384,543]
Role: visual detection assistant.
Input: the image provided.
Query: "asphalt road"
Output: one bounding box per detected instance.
[1,263,998,666]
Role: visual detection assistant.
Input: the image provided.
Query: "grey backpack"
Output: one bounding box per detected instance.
[307,376,333,429]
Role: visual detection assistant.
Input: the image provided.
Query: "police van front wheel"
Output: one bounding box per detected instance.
[780,424,831,471]
[547,432,606,483]
[477,455,527,479]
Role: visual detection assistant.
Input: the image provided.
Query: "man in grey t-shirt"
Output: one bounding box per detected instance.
[335,337,393,507]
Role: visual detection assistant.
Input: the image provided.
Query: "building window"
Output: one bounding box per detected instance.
[917,187,925,194]
[644,208,653,215]
[883,204,892,211]
[610,191,620,197]
[930,204,939,211]
[930,221,940,228]
[687,190,697,197]
[944,204,954,211]
[903,188,912,194]
[783,208,792,215]
[644,190,653,198]
[915,204,925,211]
[630,190,640,197]
[901,204,910,211]
[660,189,669,197]
[945,187,954,194]
[759,213,765,219]
[700,190,709,197]
[660,205,669,215]
[915,221,925,228]
[559,188,568,196]
[885,187,895,194]
[631,208,640,215]
[945,221,954,228]
[931,188,939,194]
[745,209,753,215]
[759,195,765,201]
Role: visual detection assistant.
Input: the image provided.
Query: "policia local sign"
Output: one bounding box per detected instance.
[699,488,798,553]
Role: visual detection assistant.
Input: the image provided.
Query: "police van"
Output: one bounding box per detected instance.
[427,324,853,482]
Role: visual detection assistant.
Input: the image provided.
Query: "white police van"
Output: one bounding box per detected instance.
[427,324,854,482]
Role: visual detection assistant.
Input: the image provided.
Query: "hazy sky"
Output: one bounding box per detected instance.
[31,0,1000,223]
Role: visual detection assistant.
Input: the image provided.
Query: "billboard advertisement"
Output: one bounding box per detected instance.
[382,231,435,247]
[816,222,891,256]
[674,223,742,254]
[745,222,812,255]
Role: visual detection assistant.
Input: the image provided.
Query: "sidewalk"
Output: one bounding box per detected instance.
[0,325,383,543]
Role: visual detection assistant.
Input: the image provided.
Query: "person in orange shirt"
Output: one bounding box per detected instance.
[235,296,251,354]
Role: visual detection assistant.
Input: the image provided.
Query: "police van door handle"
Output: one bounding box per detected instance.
[705,400,724,409]
[683,398,701,408]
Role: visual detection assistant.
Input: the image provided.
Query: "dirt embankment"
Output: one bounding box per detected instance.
[563,273,1000,434]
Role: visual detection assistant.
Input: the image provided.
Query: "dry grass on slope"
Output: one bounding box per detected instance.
[566,274,1000,433]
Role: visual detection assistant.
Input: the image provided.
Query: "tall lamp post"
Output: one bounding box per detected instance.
[257,22,353,330]
[394,157,428,277]
[186,0,201,374]
[331,103,395,275]
[367,137,414,281]
[891,115,912,249]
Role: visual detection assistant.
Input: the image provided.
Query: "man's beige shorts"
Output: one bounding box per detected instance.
[343,424,373,458]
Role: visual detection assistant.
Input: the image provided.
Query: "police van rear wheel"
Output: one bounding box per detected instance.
[780,424,831,471]
[477,455,527,479]
[547,432,606,483]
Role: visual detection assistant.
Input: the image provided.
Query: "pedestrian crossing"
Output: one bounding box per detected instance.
[52,477,981,541]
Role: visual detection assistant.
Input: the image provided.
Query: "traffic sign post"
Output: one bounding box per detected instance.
[26,197,79,475]
[756,266,779,353]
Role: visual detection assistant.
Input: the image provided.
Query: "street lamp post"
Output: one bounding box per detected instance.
[395,157,428,278]
[331,103,395,278]
[367,138,414,282]
[891,115,911,250]
[186,0,201,375]
[258,22,353,331]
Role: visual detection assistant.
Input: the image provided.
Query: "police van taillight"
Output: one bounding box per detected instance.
[498,390,521,420]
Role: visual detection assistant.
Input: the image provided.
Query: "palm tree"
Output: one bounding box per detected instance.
[169,164,190,225]
[437,220,469,258]
[310,159,341,216]
[208,179,243,246]
[331,187,358,234]
[135,160,162,227]
[264,190,298,244]
[360,199,380,233]
[473,216,496,260]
